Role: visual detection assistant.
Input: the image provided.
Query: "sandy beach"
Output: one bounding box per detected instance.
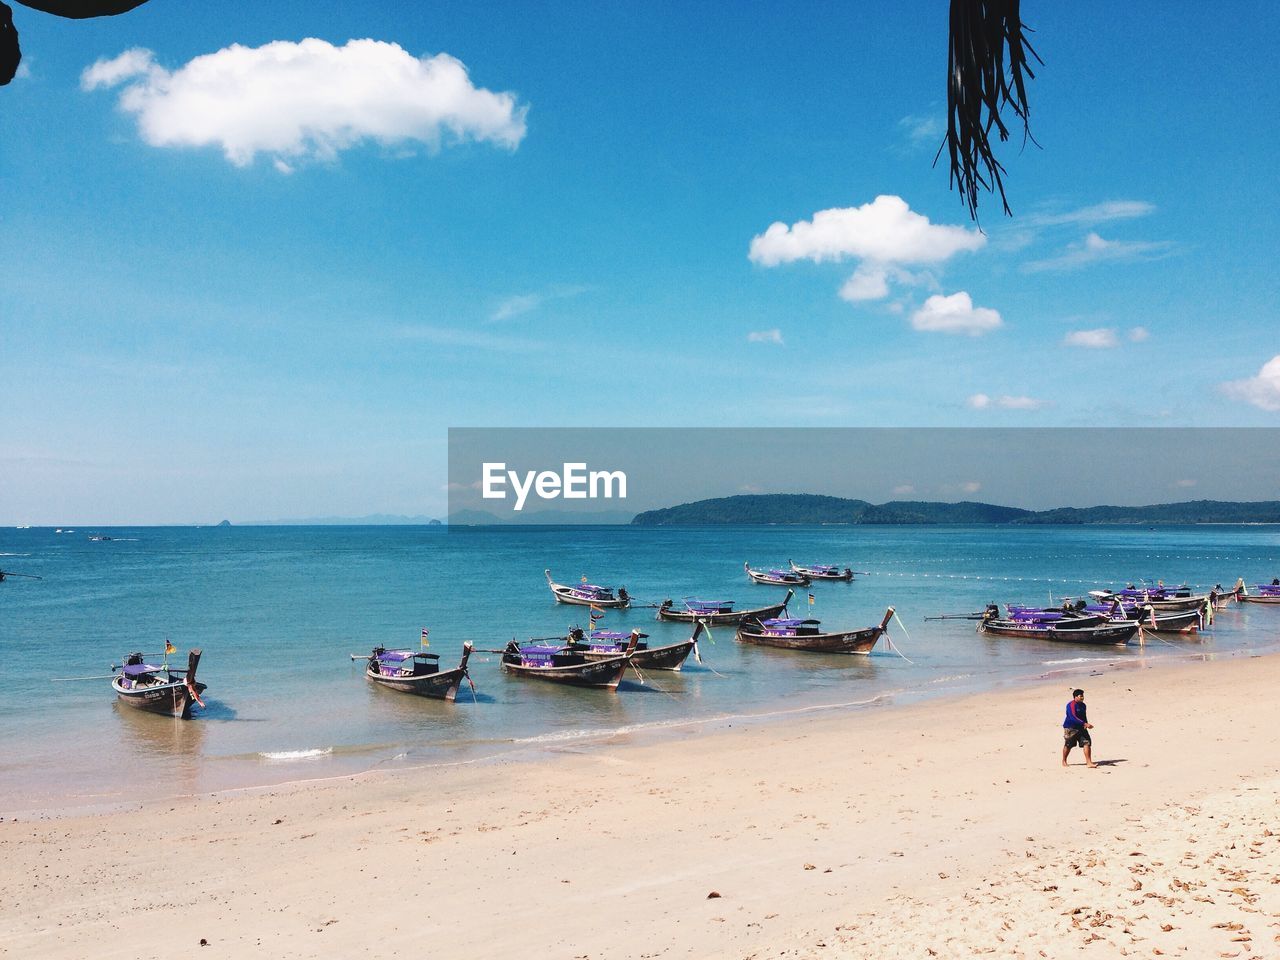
[3,651,1279,960]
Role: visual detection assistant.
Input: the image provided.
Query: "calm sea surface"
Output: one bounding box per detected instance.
[2,524,1279,812]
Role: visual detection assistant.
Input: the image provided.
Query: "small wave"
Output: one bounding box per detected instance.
[928,674,974,684]
[258,747,333,762]
[1043,657,1113,665]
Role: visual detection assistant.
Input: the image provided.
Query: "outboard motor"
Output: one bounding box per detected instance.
[618,586,630,603]
[982,604,1000,621]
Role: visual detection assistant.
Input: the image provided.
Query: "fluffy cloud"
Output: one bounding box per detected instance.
[747,329,784,345]
[961,481,982,494]
[82,39,527,168]
[750,195,984,268]
[911,292,1002,336]
[967,393,1044,410]
[1024,232,1175,272]
[1064,327,1119,349]
[1221,356,1280,411]
[1063,326,1150,348]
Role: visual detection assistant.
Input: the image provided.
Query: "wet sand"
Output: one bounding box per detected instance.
[2,652,1278,959]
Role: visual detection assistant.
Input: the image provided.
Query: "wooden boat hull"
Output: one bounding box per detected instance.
[112,677,206,719]
[365,665,469,701]
[1139,609,1203,633]
[744,563,809,587]
[979,621,1138,645]
[1239,593,1280,604]
[501,654,630,689]
[1142,594,1210,612]
[550,587,630,608]
[583,640,694,671]
[656,590,794,625]
[735,624,884,654]
[789,562,853,581]
[545,571,630,607]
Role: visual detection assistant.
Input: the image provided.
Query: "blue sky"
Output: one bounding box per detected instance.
[1,1,1278,523]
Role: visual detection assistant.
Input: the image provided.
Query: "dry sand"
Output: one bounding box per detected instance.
[3,652,1279,960]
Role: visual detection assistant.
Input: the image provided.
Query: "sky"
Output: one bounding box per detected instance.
[1,1,1278,523]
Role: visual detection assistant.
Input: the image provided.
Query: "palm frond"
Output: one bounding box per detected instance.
[942,0,1043,222]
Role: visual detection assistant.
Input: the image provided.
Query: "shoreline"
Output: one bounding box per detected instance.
[9,637,1276,821]
[4,651,1280,958]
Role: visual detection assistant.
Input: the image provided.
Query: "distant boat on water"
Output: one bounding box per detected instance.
[545,569,631,608]
[656,590,794,625]
[111,649,206,719]
[744,562,810,586]
[736,607,895,654]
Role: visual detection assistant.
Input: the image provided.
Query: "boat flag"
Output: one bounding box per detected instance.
[164,640,176,655]
[420,628,430,648]
[807,593,815,606]
[589,604,604,627]
[581,574,588,583]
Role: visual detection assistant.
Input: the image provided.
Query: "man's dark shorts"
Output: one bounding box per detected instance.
[1063,726,1091,748]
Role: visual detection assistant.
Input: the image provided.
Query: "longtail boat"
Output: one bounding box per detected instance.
[656,590,794,625]
[571,623,703,672]
[788,560,854,581]
[744,562,810,586]
[736,607,895,654]
[357,642,474,701]
[1005,604,1110,628]
[500,634,637,689]
[1088,588,1209,613]
[111,649,206,719]
[979,606,1138,644]
[1239,580,1280,604]
[1210,580,1244,607]
[545,569,630,608]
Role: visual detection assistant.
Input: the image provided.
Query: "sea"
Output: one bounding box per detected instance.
[2,523,1278,814]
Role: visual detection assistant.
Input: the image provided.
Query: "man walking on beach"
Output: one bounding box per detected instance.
[1062,688,1096,768]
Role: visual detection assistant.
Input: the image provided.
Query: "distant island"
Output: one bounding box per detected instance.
[630,495,1280,526]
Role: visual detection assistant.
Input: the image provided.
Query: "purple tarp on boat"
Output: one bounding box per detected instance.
[122,663,163,677]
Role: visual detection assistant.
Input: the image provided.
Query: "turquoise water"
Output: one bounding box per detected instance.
[2,524,1279,811]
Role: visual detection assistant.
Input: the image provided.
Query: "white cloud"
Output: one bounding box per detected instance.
[1064,327,1119,349]
[911,292,1002,336]
[1029,200,1155,227]
[892,484,916,495]
[750,195,984,268]
[1128,326,1150,342]
[1174,478,1197,488]
[962,481,982,494]
[1024,232,1175,272]
[1221,355,1280,411]
[968,392,1044,410]
[82,39,527,168]
[838,264,889,302]
[491,294,542,322]
[489,285,589,323]
[897,114,943,147]
[747,329,784,345]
